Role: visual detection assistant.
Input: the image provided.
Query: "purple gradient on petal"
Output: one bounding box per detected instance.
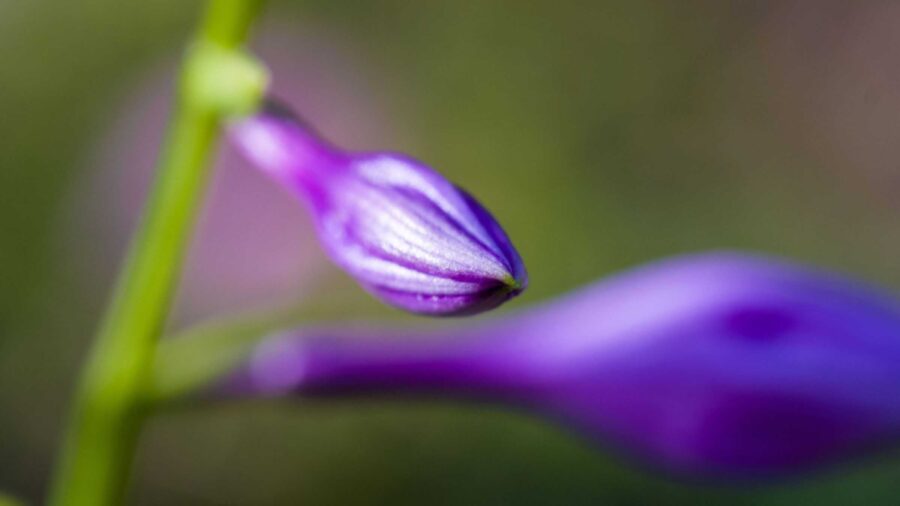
[222,252,900,477]
[230,101,527,316]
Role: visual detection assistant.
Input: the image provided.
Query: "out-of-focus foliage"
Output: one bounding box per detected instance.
[1,0,899,504]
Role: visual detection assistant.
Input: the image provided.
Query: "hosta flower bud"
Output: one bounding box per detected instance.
[229,100,526,315]
[222,253,900,477]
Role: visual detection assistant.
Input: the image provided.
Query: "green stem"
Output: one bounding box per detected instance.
[48,1,265,504]
[150,307,299,405]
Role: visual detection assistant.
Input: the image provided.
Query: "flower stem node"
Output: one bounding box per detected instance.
[184,41,269,118]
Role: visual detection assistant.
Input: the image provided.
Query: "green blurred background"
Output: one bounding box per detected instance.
[3,0,900,504]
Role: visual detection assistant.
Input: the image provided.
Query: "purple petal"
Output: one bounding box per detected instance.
[229,99,527,316]
[221,252,900,477]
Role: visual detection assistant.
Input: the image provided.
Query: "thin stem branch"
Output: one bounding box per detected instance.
[150,306,301,405]
[48,1,265,504]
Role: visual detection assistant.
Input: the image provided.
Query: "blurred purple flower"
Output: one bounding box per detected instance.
[229,100,527,316]
[223,252,900,477]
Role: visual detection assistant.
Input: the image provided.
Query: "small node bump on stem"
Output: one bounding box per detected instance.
[184,41,269,117]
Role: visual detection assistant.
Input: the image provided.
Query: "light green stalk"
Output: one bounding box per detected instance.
[48,1,266,504]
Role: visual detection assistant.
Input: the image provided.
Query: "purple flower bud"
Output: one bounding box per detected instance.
[222,252,900,477]
[229,100,527,316]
